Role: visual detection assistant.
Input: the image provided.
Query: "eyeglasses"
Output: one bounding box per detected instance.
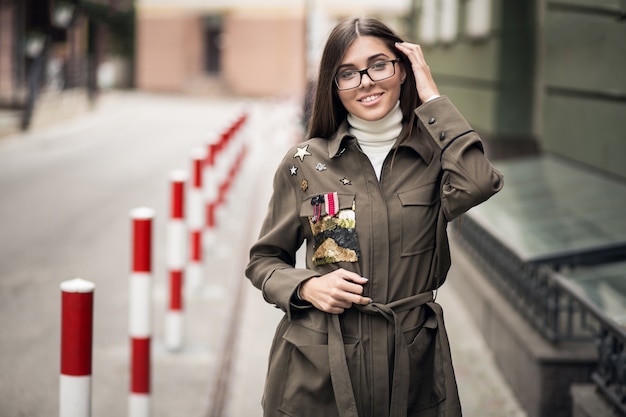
[334,59,400,91]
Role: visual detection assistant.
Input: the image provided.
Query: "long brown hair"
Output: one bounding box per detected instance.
[307,17,420,140]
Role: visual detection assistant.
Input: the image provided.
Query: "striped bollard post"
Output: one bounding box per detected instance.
[188,148,206,295]
[129,207,154,417]
[215,125,232,223]
[219,113,246,214]
[166,171,187,351]
[204,141,219,249]
[233,113,248,177]
[60,278,95,417]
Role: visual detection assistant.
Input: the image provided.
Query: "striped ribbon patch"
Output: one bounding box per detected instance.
[325,192,338,217]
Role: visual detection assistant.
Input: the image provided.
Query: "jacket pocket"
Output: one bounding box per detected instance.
[404,311,446,414]
[278,321,361,417]
[300,193,359,266]
[397,182,440,256]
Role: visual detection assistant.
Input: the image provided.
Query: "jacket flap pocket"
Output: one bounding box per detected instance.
[397,182,439,206]
[283,322,327,347]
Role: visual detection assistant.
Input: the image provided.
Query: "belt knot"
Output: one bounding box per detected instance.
[328,291,434,417]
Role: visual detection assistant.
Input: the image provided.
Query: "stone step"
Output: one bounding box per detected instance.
[0,89,92,138]
[29,89,91,130]
[182,75,234,97]
[0,109,21,138]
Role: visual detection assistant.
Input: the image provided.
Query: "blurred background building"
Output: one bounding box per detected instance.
[1,0,623,180]
[133,0,410,96]
[0,0,133,133]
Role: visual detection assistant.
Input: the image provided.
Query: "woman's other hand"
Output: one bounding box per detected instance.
[299,269,372,314]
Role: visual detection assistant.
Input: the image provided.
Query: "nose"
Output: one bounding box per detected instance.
[360,72,375,88]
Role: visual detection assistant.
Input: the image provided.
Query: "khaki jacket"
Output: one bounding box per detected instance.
[246,96,503,417]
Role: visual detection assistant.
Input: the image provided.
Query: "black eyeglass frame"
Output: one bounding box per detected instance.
[334,58,401,91]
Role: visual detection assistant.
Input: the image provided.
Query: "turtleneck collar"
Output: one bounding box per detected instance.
[347,101,403,180]
[347,100,403,146]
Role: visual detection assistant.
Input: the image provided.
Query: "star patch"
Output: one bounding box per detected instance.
[293,145,311,162]
[316,163,327,172]
[289,165,298,176]
[339,177,352,186]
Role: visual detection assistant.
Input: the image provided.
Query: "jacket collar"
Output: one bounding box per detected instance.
[327,119,434,164]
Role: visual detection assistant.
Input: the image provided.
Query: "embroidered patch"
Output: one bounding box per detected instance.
[290,165,298,176]
[309,209,359,265]
[300,179,308,191]
[316,163,327,172]
[339,177,352,186]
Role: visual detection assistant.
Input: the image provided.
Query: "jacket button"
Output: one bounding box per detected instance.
[439,131,446,141]
[428,117,436,124]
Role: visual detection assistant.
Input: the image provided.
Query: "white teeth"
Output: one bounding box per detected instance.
[361,95,380,103]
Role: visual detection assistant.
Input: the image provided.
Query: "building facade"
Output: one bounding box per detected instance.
[136,0,625,180]
[0,0,133,134]
[415,0,626,179]
[0,0,87,109]
[134,0,410,97]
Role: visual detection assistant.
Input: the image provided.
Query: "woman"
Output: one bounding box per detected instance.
[246,17,503,417]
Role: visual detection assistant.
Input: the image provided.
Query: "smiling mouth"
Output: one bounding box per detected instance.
[359,94,382,103]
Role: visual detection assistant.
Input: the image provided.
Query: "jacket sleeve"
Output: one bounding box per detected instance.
[415,96,503,220]
[245,151,319,317]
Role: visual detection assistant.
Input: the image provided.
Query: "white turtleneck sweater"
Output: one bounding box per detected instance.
[348,101,403,180]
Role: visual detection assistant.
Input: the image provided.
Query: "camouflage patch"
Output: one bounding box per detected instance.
[309,209,359,265]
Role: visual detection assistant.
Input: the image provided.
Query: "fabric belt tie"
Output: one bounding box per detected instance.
[327,291,435,417]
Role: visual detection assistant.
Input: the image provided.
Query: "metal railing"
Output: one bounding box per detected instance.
[553,269,626,415]
[452,216,599,342]
[452,215,626,414]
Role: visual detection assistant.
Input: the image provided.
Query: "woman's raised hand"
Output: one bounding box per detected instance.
[395,42,440,103]
[299,268,372,314]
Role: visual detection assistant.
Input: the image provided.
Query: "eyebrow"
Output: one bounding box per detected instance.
[338,53,390,70]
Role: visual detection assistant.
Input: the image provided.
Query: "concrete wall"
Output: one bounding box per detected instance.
[421,0,539,157]
[222,13,305,97]
[417,0,626,179]
[135,9,306,97]
[540,0,626,179]
[418,1,503,136]
[0,2,15,103]
[136,10,203,92]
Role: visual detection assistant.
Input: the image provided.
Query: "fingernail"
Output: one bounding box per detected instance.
[361,277,369,281]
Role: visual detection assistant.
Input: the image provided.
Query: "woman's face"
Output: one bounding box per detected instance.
[336,36,405,121]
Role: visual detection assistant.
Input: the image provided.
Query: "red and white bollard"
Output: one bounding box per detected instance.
[188,148,206,295]
[214,118,236,224]
[218,122,233,202]
[166,171,187,351]
[129,207,154,417]
[204,140,220,249]
[60,278,95,417]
